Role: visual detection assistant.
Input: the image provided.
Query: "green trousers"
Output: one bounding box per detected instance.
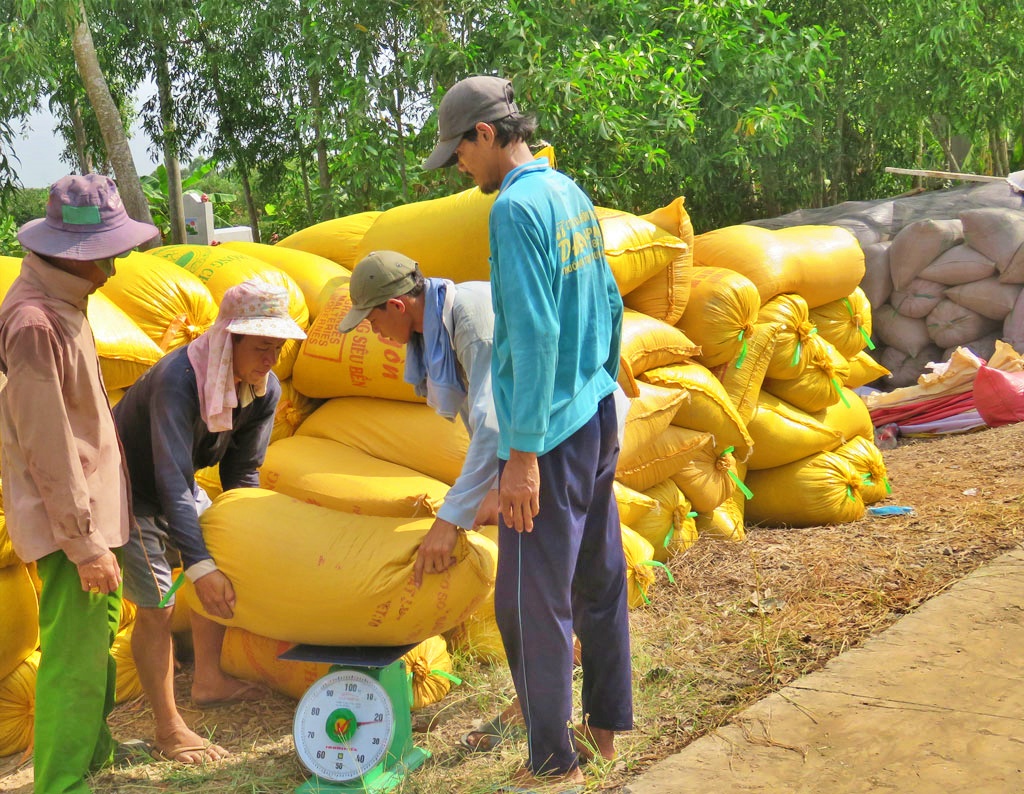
[34,550,122,794]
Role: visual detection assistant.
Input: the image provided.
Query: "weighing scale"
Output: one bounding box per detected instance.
[281,643,431,793]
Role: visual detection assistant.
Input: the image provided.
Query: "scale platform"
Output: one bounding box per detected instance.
[281,642,430,794]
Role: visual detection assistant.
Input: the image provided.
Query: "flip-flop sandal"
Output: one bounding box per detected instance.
[458,713,524,753]
[151,742,222,764]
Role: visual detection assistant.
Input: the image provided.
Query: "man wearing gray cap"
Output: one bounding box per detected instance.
[338,250,500,584]
[424,76,630,790]
[0,173,158,793]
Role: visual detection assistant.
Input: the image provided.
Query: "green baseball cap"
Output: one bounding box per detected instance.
[422,75,520,170]
[338,250,419,333]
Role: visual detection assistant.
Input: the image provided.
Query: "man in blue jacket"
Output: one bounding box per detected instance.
[424,75,631,790]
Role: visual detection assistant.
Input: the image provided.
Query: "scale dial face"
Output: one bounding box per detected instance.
[293,668,396,782]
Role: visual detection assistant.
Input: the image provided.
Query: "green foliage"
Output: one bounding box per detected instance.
[0,214,22,256]
[141,158,237,239]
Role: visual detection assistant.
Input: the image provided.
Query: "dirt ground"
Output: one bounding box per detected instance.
[1,422,1021,793]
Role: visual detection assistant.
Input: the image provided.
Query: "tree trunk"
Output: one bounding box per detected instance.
[69,96,93,174]
[298,137,314,224]
[69,1,156,240]
[308,73,333,220]
[238,165,261,244]
[155,40,186,244]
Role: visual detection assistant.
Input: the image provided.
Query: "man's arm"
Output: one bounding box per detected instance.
[218,378,278,491]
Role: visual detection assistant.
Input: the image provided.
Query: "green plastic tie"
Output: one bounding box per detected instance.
[845,297,876,350]
[791,339,802,367]
[735,328,749,368]
[158,571,187,608]
[846,484,855,502]
[641,558,675,585]
[663,522,675,548]
[431,669,463,685]
[687,511,698,519]
[842,297,854,317]
[833,378,851,407]
[728,469,754,500]
[884,477,892,494]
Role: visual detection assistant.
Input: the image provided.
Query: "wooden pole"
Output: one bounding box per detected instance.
[885,167,1006,184]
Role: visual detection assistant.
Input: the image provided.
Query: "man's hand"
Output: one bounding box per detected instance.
[413,518,460,587]
[472,488,500,528]
[500,449,540,533]
[77,551,121,594]
[193,569,236,619]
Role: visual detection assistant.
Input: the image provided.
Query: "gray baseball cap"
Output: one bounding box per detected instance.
[337,250,419,333]
[422,75,520,170]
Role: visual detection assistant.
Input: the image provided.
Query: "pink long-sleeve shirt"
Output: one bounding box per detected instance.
[0,253,130,565]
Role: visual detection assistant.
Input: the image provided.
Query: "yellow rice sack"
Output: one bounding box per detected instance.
[763,335,850,414]
[112,622,142,703]
[260,435,449,518]
[621,251,692,325]
[620,382,690,470]
[221,629,453,709]
[270,379,323,445]
[641,363,754,460]
[745,447,866,527]
[0,564,38,682]
[675,267,761,368]
[186,488,497,645]
[747,392,845,470]
[219,241,350,320]
[615,426,712,492]
[297,397,469,486]
[671,445,740,514]
[99,251,218,352]
[194,466,222,500]
[809,288,873,359]
[695,490,747,542]
[838,435,891,505]
[641,196,695,250]
[0,479,20,568]
[87,291,164,390]
[292,281,424,402]
[813,387,874,442]
[757,293,816,380]
[447,523,505,664]
[845,351,890,389]
[693,225,865,308]
[147,244,310,380]
[278,211,382,269]
[622,524,659,608]
[718,322,782,425]
[619,310,701,382]
[0,256,21,295]
[0,650,37,756]
[635,480,696,561]
[599,207,690,298]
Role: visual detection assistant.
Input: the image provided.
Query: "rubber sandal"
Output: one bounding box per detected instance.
[151,742,221,764]
[458,713,524,753]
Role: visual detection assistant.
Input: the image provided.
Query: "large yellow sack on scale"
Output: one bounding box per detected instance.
[0,650,37,756]
[260,435,449,518]
[185,488,497,645]
[87,292,164,390]
[745,446,866,527]
[147,244,309,380]
[0,564,38,682]
[278,211,382,269]
[641,362,754,460]
[219,241,350,320]
[446,526,505,664]
[292,281,424,402]
[270,379,322,445]
[814,386,874,441]
[747,392,845,470]
[809,288,873,359]
[98,251,218,352]
[297,397,469,486]
[221,629,453,709]
[693,225,865,308]
[675,267,760,368]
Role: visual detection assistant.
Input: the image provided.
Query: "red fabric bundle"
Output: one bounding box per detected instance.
[973,366,1024,427]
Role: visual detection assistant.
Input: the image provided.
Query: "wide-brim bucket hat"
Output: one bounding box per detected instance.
[222,280,308,340]
[17,173,160,260]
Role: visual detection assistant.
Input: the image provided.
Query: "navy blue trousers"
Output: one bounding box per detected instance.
[495,394,633,776]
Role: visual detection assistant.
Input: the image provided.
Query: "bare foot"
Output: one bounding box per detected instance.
[191,675,265,707]
[153,726,229,765]
[507,765,586,790]
[574,723,616,764]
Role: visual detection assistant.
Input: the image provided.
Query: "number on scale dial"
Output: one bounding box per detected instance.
[293,669,396,782]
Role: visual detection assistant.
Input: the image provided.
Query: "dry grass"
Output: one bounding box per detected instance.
[2,423,1021,793]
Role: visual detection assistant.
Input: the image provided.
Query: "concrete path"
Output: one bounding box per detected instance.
[626,547,1024,794]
